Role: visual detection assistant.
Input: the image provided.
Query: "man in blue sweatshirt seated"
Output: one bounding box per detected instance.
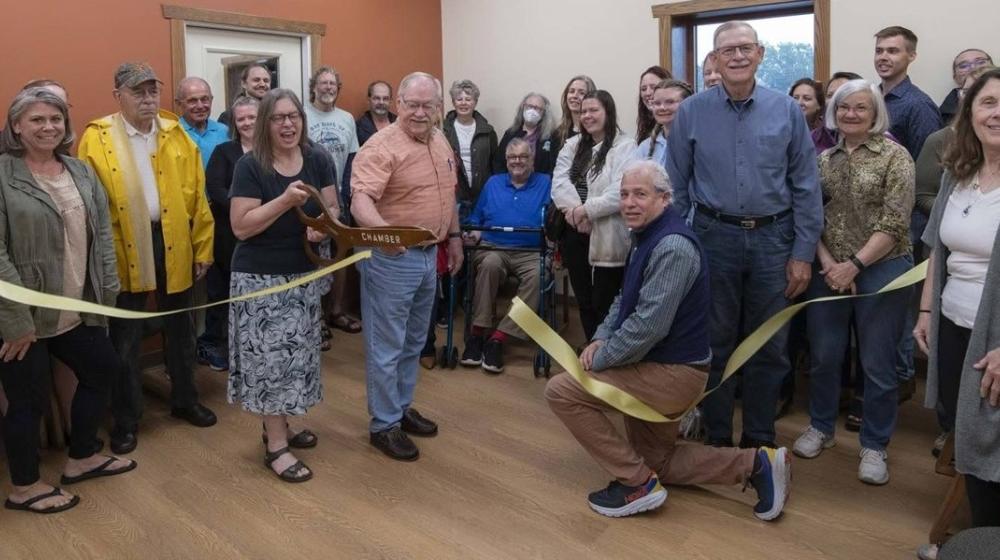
[544,159,791,519]
[461,138,551,374]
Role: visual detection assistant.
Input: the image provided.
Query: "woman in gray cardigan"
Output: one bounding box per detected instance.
[914,68,1000,528]
[0,88,135,514]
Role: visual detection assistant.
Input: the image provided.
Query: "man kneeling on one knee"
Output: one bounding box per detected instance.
[461,138,551,373]
[544,160,791,519]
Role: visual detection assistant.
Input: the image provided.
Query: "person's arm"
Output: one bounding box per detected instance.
[487,129,499,176]
[913,249,937,355]
[906,100,944,160]
[582,138,637,220]
[550,139,583,210]
[869,148,916,253]
[183,140,215,278]
[785,103,823,264]
[914,131,946,216]
[87,165,121,304]
[664,103,694,217]
[231,186,310,241]
[589,235,701,372]
[0,188,35,345]
[205,145,232,211]
[350,142,392,227]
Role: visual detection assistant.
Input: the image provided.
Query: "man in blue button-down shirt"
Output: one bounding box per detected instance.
[665,20,823,449]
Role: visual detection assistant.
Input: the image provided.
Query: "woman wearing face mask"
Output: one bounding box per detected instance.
[555,75,597,146]
[552,90,636,342]
[789,78,826,131]
[635,80,694,163]
[495,92,558,175]
[635,66,672,142]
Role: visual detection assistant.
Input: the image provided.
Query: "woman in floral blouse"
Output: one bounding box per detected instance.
[791,80,915,486]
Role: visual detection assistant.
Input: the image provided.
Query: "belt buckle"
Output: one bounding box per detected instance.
[739,218,756,229]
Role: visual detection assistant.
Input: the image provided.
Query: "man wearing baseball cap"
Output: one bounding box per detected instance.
[78,62,216,454]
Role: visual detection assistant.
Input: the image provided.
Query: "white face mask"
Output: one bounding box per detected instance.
[523,108,542,124]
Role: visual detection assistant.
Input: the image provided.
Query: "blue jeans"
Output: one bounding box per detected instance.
[359,246,437,433]
[806,254,912,451]
[693,212,795,444]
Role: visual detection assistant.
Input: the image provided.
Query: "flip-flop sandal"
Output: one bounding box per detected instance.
[329,313,362,334]
[4,487,80,514]
[60,456,138,485]
[264,446,313,483]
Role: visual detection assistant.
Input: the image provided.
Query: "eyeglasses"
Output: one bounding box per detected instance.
[956,57,990,72]
[651,99,681,109]
[715,43,759,59]
[269,112,302,124]
[506,154,531,161]
[836,103,871,115]
[400,98,438,113]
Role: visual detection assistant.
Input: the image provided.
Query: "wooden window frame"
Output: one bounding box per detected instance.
[161,4,326,101]
[650,0,830,87]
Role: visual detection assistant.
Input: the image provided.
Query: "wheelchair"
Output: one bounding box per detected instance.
[437,223,557,378]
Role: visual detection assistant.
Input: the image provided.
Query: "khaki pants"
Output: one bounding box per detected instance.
[471,249,540,339]
[545,361,756,487]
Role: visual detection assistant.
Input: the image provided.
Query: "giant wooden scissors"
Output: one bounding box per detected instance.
[293,184,437,267]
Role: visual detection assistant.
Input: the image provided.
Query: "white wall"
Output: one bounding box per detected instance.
[442,0,997,138]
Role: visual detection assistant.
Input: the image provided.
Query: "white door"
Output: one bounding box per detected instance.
[184,25,308,118]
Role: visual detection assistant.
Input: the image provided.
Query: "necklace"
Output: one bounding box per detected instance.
[962,184,981,217]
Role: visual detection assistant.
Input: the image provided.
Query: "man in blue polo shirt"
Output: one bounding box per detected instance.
[461,138,551,373]
[176,77,229,168]
[176,76,231,371]
[665,20,823,450]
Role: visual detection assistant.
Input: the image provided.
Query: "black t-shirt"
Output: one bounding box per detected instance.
[230,146,336,274]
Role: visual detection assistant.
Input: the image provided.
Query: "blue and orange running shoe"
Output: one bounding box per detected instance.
[587,473,667,518]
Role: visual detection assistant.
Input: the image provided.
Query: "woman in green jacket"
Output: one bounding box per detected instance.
[0,88,135,514]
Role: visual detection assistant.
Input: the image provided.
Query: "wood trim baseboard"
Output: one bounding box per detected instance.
[161,4,326,36]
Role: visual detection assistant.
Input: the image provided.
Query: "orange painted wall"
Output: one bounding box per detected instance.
[1,0,442,126]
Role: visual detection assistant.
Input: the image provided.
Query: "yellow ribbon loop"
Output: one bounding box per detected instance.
[508,259,928,423]
[0,251,370,320]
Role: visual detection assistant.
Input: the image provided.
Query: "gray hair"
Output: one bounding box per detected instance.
[825,79,890,136]
[175,76,211,102]
[508,92,555,141]
[713,20,759,48]
[0,87,74,156]
[506,136,534,156]
[399,72,442,102]
[449,79,480,102]
[622,159,673,197]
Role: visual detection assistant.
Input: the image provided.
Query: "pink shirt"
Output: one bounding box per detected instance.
[351,123,457,242]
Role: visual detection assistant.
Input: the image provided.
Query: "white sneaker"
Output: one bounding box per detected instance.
[858,448,889,485]
[793,426,834,458]
[916,543,938,560]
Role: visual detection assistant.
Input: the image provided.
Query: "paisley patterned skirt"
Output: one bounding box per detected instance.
[227,271,327,415]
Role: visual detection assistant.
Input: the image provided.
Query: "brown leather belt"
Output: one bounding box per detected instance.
[696,204,792,230]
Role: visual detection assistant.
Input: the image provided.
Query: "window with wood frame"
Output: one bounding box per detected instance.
[651,0,830,92]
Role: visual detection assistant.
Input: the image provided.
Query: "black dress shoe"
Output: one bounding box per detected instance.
[110,431,138,454]
[401,408,438,437]
[370,427,419,461]
[171,403,218,427]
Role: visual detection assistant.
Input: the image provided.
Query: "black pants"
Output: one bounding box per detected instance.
[966,474,1000,527]
[0,325,119,486]
[937,315,970,433]
[109,224,199,433]
[197,261,230,353]
[561,229,624,341]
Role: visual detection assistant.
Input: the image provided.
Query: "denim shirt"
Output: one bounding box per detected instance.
[665,82,824,262]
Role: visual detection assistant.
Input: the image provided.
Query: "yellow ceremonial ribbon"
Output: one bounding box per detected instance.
[507,259,929,423]
[0,251,370,320]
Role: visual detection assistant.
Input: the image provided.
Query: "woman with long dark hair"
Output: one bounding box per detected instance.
[635,66,672,142]
[552,90,636,341]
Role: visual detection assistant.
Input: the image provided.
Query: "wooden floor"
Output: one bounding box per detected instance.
[1,317,950,560]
